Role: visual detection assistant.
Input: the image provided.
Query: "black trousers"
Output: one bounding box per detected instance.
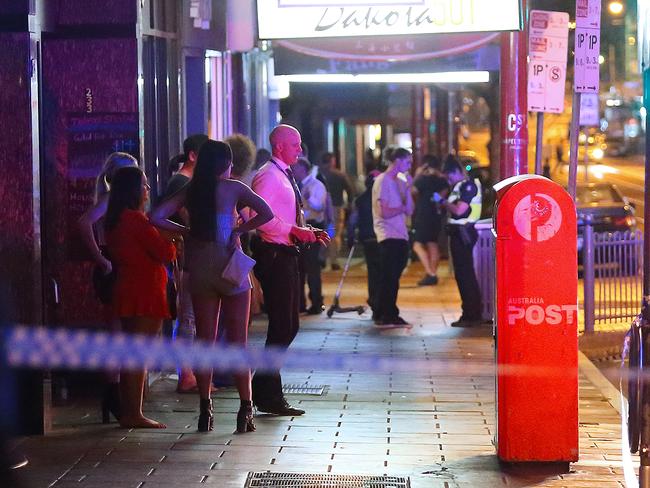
[299,221,324,309]
[300,244,323,309]
[252,242,301,403]
[377,238,409,321]
[362,239,381,316]
[448,226,482,321]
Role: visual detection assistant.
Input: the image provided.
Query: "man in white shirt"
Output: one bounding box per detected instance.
[371,147,414,327]
[251,125,330,416]
[293,157,328,315]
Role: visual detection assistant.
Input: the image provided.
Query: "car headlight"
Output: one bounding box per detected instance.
[592,148,604,160]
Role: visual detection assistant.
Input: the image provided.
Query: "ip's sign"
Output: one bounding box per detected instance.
[527,10,569,113]
[574,0,601,93]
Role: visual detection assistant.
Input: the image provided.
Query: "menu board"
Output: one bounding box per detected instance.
[65,112,139,260]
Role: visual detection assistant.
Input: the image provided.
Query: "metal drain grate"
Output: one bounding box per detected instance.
[282,384,327,395]
[245,472,410,487]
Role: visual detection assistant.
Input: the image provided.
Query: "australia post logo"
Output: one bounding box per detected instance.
[507,297,578,326]
[513,193,562,242]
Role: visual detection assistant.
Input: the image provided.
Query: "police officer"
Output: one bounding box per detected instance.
[438,156,483,327]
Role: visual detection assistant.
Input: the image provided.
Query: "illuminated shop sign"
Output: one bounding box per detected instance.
[256,0,523,39]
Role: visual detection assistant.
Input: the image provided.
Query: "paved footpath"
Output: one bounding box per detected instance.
[12,263,636,487]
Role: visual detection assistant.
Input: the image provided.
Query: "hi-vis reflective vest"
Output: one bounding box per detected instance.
[447,177,482,226]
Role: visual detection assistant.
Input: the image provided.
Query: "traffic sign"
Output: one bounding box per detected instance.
[575,0,601,29]
[574,0,601,93]
[527,10,569,113]
[579,93,600,126]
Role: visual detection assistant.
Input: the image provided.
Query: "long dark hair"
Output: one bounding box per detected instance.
[105,166,145,231]
[186,140,233,240]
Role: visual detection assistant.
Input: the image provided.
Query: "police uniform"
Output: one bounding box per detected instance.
[446,177,482,323]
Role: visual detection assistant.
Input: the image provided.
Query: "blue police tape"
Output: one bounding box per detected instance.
[4,325,570,377]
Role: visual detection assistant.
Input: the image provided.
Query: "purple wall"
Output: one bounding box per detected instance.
[0,33,39,323]
[0,1,30,16]
[55,0,136,26]
[42,38,138,325]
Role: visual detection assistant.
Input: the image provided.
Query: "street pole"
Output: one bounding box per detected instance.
[411,85,424,168]
[568,92,581,200]
[584,133,589,183]
[500,27,529,179]
[535,112,544,175]
[640,66,650,488]
[448,90,456,155]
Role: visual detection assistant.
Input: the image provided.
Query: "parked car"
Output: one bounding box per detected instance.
[575,182,637,275]
[576,182,636,239]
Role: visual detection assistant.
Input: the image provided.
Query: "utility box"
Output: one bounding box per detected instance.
[493,175,578,462]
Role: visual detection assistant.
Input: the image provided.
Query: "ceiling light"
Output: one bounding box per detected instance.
[275,72,490,84]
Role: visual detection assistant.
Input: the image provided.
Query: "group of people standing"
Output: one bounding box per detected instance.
[80,124,328,433]
[350,149,486,329]
[79,123,486,434]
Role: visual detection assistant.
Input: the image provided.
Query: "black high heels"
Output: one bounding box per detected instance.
[198,398,214,432]
[236,402,256,433]
[101,383,120,424]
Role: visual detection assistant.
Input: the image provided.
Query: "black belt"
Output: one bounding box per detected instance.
[256,240,301,256]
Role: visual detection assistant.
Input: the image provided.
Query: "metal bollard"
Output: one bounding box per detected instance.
[582,214,595,334]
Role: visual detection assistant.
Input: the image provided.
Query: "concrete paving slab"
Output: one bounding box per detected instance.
[10,263,639,487]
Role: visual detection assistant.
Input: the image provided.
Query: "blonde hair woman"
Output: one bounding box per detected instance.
[78,152,137,423]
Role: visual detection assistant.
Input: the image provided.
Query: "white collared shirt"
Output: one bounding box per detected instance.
[251,157,298,245]
[299,173,327,224]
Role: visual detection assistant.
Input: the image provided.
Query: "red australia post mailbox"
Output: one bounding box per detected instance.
[493,175,578,463]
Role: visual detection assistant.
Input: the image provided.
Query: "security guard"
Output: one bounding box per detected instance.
[438,157,483,327]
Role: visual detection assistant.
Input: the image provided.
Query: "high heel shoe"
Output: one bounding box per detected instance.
[198,398,214,432]
[101,383,120,424]
[236,402,256,433]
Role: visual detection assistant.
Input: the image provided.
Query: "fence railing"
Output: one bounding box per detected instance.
[472,219,643,332]
[474,221,495,322]
[582,221,643,333]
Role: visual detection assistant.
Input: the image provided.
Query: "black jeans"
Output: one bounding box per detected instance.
[362,239,381,316]
[448,226,482,321]
[252,242,301,403]
[377,238,409,321]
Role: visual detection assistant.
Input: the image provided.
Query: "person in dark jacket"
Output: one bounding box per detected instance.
[347,170,381,321]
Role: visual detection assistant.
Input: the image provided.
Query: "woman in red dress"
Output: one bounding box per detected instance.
[106,166,176,429]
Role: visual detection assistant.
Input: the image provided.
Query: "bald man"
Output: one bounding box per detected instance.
[251,124,330,416]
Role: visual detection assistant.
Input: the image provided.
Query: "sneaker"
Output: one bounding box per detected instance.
[331,263,341,271]
[417,275,439,286]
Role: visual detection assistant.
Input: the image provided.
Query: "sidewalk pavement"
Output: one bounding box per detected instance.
[12,261,635,487]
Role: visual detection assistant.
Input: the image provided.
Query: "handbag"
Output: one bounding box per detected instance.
[92,264,116,305]
[222,248,256,287]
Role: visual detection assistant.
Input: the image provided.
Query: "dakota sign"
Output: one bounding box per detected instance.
[256,0,523,39]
